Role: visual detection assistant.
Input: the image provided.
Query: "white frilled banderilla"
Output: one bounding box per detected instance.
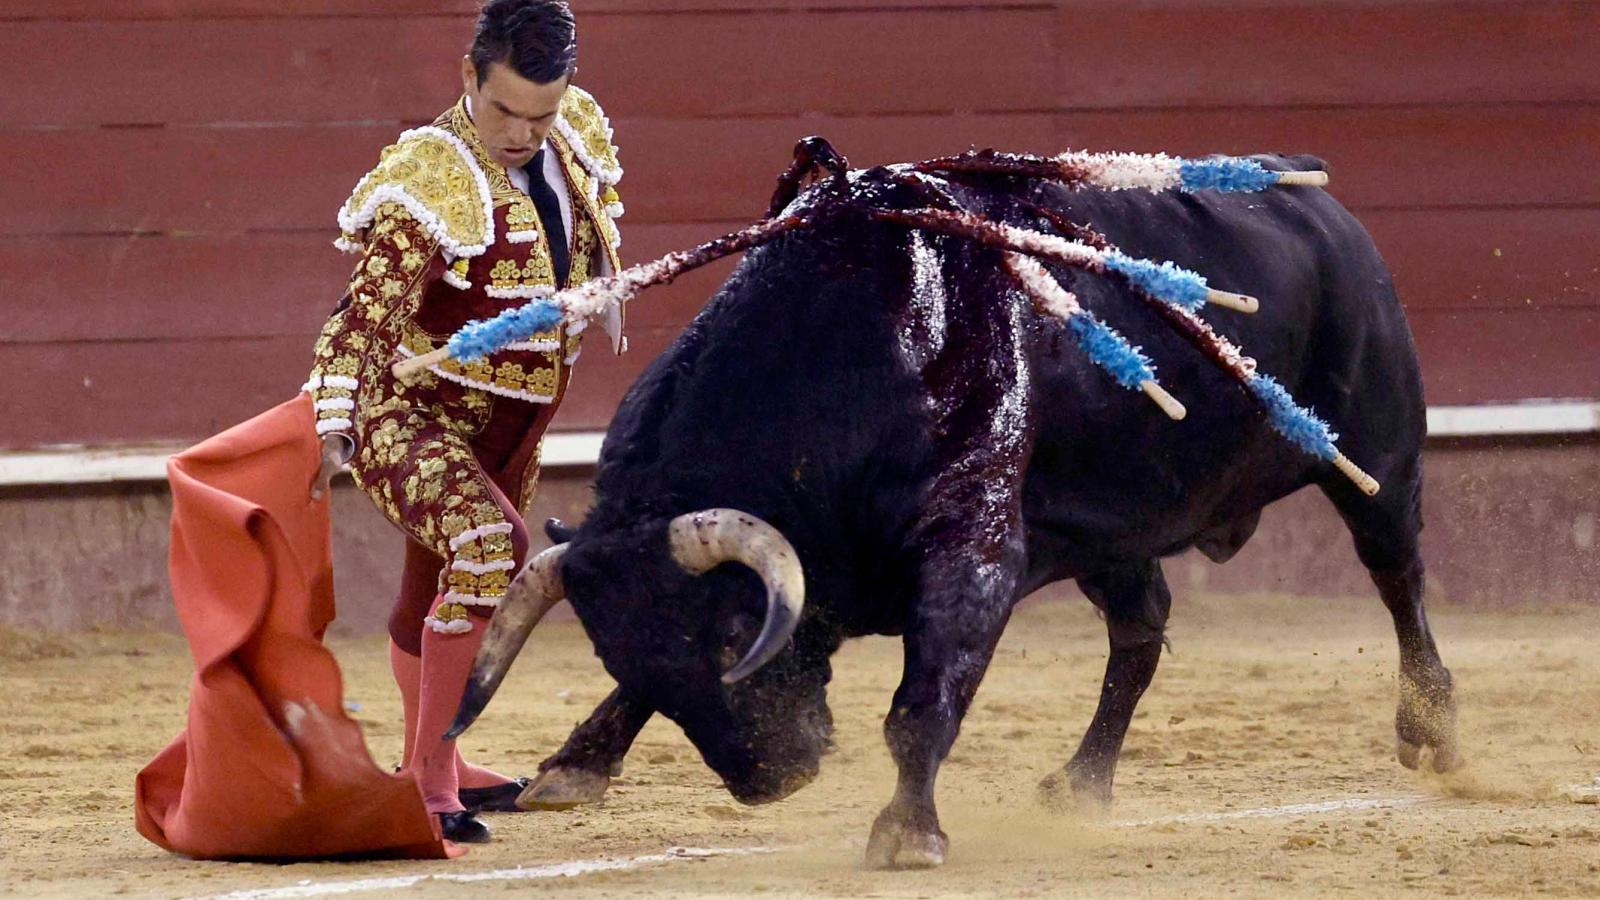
[393,140,1378,496]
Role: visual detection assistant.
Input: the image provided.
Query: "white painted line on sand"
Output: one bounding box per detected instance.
[189,846,775,900]
[1112,795,1440,828]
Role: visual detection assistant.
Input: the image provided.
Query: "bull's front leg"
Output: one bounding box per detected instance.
[866,537,1022,870]
[518,688,652,810]
[1039,560,1171,809]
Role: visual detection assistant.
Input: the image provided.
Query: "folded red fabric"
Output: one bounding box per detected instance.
[135,394,458,860]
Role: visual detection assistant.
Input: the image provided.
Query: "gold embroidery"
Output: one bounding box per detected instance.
[559,86,622,182]
[524,247,555,286]
[518,438,544,514]
[338,126,492,256]
[526,366,558,395]
[506,201,539,229]
[550,128,622,273]
[400,325,562,400]
[570,214,597,284]
[440,513,471,540]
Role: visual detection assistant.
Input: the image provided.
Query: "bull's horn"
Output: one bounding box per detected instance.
[445,544,567,740]
[669,509,805,685]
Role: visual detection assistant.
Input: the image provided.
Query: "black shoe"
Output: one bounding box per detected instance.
[459,777,531,813]
[438,810,491,844]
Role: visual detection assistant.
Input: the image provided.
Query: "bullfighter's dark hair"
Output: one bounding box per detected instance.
[470,0,578,86]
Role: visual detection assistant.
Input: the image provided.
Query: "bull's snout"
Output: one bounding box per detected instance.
[726,760,820,806]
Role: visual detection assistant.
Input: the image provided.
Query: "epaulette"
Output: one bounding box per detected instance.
[335,126,496,259]
[554,85,623,195]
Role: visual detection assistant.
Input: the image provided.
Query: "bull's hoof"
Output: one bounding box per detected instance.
[1397,738,1462,774]
[865,811,948,870]
[1038,762,1113,813]
[1396,739,1423,771]
[1396,673,1461,774]
[516,766,610,810]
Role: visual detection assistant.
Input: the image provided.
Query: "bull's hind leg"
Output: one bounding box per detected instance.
[866,534,1024,869]
[519,689,652,810]
[1323,465,1459,772]
[1038,560,1171,810]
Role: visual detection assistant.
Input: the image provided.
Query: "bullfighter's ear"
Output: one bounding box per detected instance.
[544,517,578,544]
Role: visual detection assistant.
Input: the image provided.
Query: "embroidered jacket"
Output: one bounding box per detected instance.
[305,87,625,441]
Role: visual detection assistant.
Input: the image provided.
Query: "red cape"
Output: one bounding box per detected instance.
[135,394,458,860]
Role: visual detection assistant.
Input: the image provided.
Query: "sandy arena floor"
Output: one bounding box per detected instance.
[2,593,1598,898]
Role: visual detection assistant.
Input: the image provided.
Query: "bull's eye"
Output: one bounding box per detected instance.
[716,615,753,673]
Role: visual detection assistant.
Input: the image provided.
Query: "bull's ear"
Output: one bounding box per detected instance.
[544,517,578,544]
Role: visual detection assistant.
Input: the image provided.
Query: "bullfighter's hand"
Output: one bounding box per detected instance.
[311,433,354,501]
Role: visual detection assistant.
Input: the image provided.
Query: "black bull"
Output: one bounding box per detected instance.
[462,157,1459,868]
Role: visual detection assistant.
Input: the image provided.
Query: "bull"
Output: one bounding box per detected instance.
[450,143,1460,868]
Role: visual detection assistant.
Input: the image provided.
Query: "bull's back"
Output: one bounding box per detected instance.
[1015,162,1424,581]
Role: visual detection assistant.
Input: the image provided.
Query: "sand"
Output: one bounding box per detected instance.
[3,593,1598,899]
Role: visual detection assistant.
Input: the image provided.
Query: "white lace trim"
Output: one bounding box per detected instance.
[333,235,362,254]
[605,201,624,219]
[336,126,497,259]
[445,590,502,609]
[315,417,353,435]
[507,229,540,244]
[564,348,583,365]
[314,397,356,412]
[450,558,517,575]
[424,616,474,634]
[485,284,555,300]
[322,375,358,390]
[447,521,516,552]
[443,268,471,290]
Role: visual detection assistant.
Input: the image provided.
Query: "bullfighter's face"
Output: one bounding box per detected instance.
[461,58,568,171]
[561,523,833,805]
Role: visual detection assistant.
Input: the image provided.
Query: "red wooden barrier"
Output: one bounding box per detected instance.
[2,0,1594,449]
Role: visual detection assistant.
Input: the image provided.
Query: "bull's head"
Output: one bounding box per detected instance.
[448,509,830,804]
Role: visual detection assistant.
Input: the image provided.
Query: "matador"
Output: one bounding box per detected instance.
[303,0,623,844]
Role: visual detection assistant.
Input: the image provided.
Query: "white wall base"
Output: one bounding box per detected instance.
[2,401,1595,488]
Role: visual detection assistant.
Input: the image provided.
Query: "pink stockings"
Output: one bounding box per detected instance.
[389,632,513,814]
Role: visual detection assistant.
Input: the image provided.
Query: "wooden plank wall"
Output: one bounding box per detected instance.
[3,0,1596,448]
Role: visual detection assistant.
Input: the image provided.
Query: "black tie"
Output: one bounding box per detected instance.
[524,149,571,289]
